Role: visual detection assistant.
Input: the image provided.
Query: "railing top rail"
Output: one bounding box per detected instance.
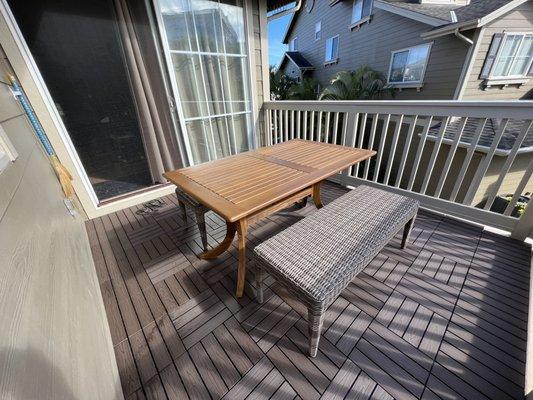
[264,100,533,119]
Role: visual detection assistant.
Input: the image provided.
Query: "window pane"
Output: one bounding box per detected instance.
[352,0,363,23]
[220,0,246,54]
[404,45,429,82]
[325,38,333,61]
[390,50,408,82]
[510,36,533,76]
[493,35,522,76]
[171,53,206,118]
[161,0,197,51]
[187,119,210,164]
[332,37,339,59]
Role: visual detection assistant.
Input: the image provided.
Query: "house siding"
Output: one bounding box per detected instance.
[0,47,122,399]
[285,2,469,99]
[281,57,303,80]
[251,0,268,145]
[462,0,533,100]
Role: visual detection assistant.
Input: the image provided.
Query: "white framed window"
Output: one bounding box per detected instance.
[0,125,18,174]
[388,43,432,84]
[315,21,321,41]
[351,0,373,25]
[481,33,533,79]
[325,35,339,63]
[289,37,299,51]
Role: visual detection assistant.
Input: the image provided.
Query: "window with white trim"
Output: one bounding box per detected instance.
[351,0,372,25]
[481,33,533,79]
[325,36,339,63]
[388,43,431,84]
[0,125,18,174]
[289,37,298,51]
[315,21,321,41]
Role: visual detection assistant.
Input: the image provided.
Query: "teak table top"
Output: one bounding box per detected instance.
[164,139,376,223]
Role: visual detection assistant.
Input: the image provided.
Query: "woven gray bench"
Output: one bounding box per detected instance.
[253,185,419,357]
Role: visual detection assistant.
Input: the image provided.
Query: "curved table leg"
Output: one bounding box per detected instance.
[199,221,236,260]
[236,219,248,298]
[312,182,323,209]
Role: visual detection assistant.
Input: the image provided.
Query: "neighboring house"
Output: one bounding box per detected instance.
[281,0,533,101]
[279,51,315,81]
[280,0,533,205]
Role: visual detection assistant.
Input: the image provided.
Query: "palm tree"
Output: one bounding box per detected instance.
[269,66,297,100]
[288,78,320,100]
[320,66,391,100]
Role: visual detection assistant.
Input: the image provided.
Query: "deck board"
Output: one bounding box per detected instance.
[86,182,531,399]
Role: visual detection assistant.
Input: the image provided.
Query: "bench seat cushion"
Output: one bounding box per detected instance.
[254,185,418,309]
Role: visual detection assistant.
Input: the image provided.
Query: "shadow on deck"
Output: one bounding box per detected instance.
[86,182,531,400]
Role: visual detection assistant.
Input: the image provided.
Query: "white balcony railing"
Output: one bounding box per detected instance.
[263,100,533,240]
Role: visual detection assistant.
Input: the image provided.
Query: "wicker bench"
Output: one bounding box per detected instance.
[253,185,419,357]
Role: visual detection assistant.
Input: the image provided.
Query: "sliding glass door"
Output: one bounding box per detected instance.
[156,0,253,165]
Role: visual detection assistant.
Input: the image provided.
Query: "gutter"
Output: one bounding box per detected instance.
[268,0,301,22]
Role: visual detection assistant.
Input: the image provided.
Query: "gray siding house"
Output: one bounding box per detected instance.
[280,0,533,100]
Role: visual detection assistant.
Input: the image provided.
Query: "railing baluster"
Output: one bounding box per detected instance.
[303,110,308,139]
[407,116,433,191]
[296,110,301,139]
[363,114,379,180]
[310,111,315,141]
[266,108,272,146]
[333,112,340,145]
[395,115,418,188]
[435,117,468,198]
[284,110,289,142]
[484,120,532,210]
[273,109,278,144]
[421,116,450,195]
[324,111,331,143]
[384,114,404,185]
[290,110,295,139]
[373,114,391,182]
[505,157,533,216]
[449,118,486,202]
[317,111,323,142]
[463,119,509,205]
[354,113,368,177]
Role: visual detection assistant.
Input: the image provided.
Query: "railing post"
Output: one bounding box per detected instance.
[511,201,533,241]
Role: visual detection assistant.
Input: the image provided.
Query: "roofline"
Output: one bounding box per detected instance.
[374,0,448,27]
[421,0,530,39]
[279,52,315,71]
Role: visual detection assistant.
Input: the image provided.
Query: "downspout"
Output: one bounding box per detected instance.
[450,11,474,45]
[268,0,302,21]
[453,26,484,99]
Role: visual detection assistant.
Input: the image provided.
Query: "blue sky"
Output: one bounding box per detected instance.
[268,14,292,67]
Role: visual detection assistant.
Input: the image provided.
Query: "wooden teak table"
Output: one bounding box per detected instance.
[164,139,375,297]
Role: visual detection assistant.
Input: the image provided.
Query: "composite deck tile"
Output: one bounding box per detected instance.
[87,181,531,400]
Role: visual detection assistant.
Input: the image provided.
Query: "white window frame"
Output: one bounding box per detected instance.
[387,43,432,86]
[324,35,339,64]
[0,124,18,173]
[484,32,533,80]
[290,37,298,51]
[350,0,372,29]
[315,21,321,41]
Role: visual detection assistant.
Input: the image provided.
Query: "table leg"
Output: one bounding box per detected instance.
[236,219,248,298]
[312,182,324,209]
[199,221,236,260]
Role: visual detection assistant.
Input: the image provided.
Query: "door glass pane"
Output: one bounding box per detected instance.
[160,0,252,164]
[8,0,155,201]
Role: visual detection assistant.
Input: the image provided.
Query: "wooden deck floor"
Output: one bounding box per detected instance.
[86,182,532,400]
